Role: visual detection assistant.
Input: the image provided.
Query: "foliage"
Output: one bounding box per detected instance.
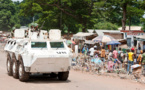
[1,0,145,32]
[94,22,118,30]
[0,0,20,30]
[140,18,145,30]
[92,0,144,30]
[14,0,38,27]
[19,0,95,32]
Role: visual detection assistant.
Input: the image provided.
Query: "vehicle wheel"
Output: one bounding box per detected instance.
[58,71,69,81]
[12,58,19,79]
[18,59,29,82]
[6,55,12,76]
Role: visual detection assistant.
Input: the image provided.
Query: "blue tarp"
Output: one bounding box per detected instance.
[106,40,121,45]
[91,58,102,64]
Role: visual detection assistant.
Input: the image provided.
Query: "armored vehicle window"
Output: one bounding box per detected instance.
[11,41,13,44]
[31,42,47,48]
[8,41,12,44]
[50,42,64,48]
[8,41,10,44]
[14,42,16,45]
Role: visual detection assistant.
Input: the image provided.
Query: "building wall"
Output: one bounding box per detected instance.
[104,32,123,39]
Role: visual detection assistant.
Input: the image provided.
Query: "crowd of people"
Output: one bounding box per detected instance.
[78,45,145,75]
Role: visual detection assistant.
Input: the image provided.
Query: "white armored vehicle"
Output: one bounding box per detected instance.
[4,29,71,81]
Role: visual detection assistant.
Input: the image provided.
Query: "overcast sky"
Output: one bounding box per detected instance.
[12,0,23,2]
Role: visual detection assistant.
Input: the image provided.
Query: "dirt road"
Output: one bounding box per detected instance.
[0,51,145,90]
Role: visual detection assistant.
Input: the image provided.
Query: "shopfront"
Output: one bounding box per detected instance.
[136,35,145,51]
[72,32,97,54]
[121,30,145,48]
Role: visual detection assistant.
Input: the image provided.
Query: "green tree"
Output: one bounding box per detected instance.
[13,0,38,27]
[0,0,20,30]
[92,0,144,30]
[141,18,145,30]
[94,22,118,30]
[92,0,122,26]
[120,0,144,30]
[19,0,95,32]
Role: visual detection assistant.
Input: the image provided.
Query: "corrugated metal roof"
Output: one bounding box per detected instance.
[73,32,96,37]
[73,32,97,40]
[88,29,121,36]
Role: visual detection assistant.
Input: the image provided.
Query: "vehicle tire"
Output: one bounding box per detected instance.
[18,59,29,82]
[6,55,12,76]
[58,71,69,81]
[12,58,19,79]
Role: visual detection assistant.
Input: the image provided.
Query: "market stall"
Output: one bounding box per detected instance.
[73,32,97,40]
[84,40,99,49]
[72,32,97,53]
[92,35,121,50]
[136,35,145,52]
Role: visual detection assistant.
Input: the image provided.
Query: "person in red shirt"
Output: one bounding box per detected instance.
[113,48,118,59]
[113,48,118,69]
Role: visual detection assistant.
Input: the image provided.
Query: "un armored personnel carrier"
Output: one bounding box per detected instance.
[4,29,71,82]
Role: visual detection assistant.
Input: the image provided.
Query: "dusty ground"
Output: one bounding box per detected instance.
[0,50,145,90]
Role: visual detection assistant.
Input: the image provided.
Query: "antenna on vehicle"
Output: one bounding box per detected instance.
[39,21,45,31]
[37,21,45,37]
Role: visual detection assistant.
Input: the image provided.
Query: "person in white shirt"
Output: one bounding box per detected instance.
[108,50,113,61]
[89,46,95,57]
[94,45,97,49]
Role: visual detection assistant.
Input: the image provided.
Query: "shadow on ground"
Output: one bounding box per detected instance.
[25,74,71,84]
